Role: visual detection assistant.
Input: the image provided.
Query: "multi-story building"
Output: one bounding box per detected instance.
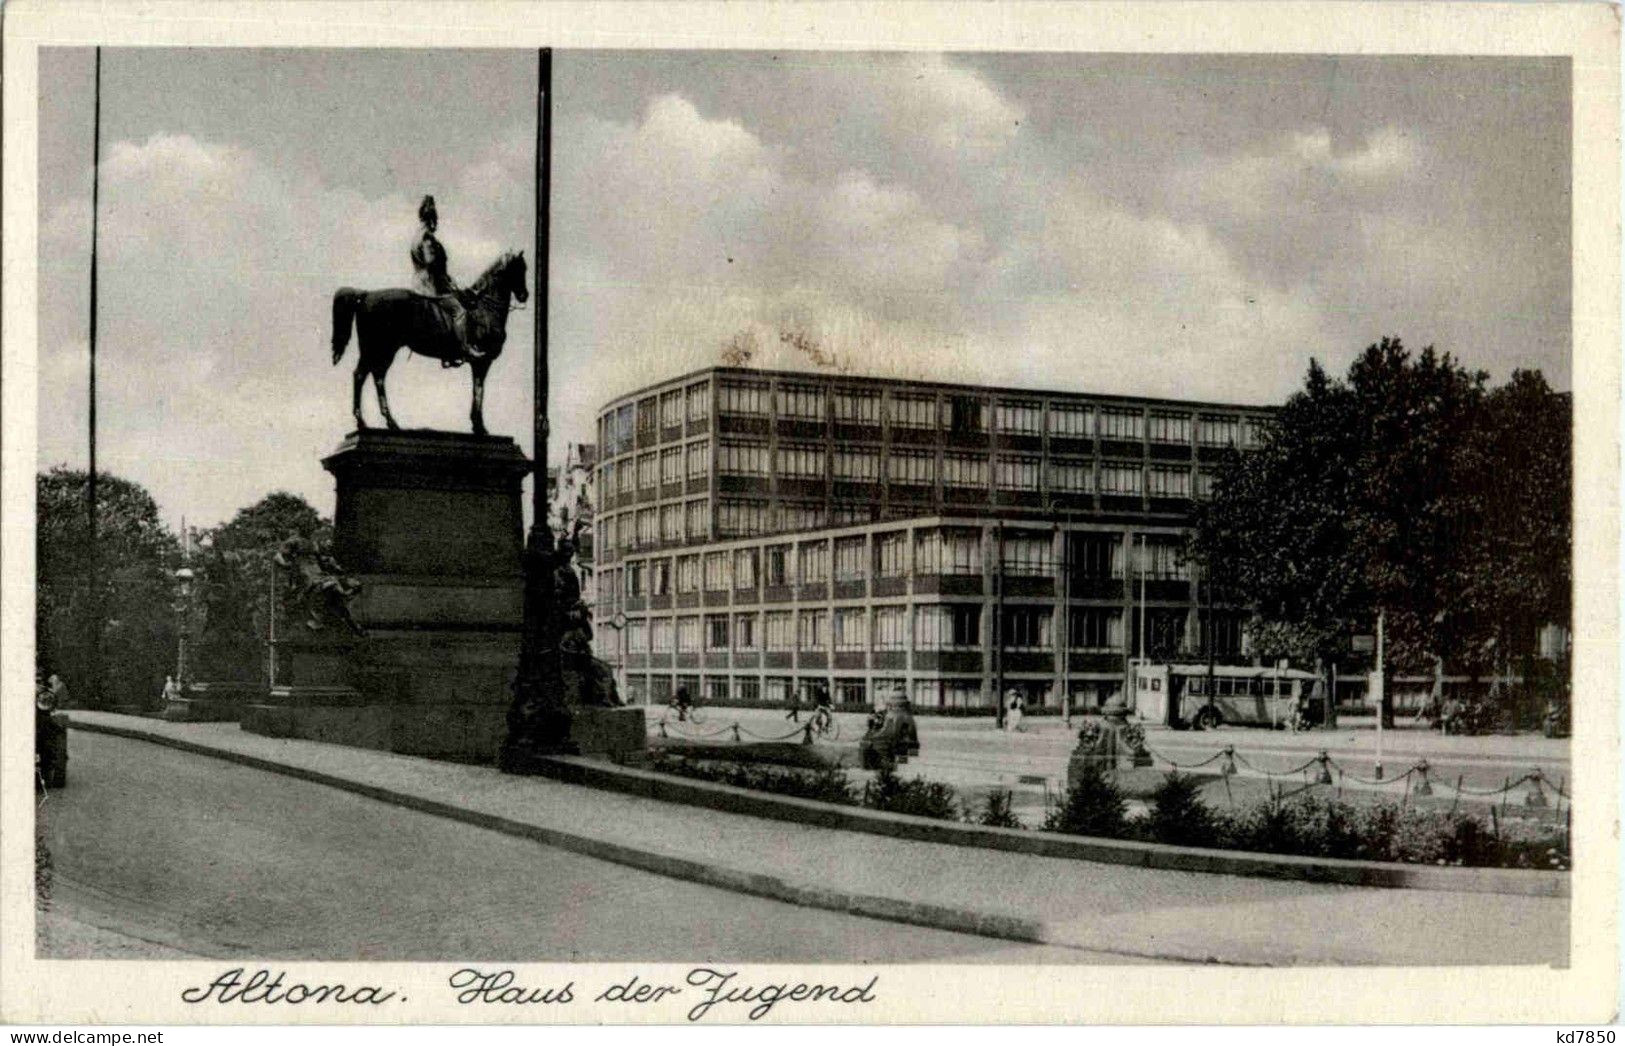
[591,366,1274,712]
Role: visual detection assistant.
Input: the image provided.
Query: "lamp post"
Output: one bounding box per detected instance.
[173,565,194,687]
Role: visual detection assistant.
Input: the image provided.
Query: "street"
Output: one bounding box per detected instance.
[36,731,1132,963]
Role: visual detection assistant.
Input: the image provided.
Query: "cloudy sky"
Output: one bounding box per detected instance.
[37,50,1569,529]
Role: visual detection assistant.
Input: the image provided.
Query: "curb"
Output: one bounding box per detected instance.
[61,716,1196,964]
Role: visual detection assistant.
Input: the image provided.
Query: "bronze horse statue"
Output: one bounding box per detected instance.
[331,250,528,435]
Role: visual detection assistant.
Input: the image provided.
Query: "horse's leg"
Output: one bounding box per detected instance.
[352,364,369,430]
[374,351,400,430]
[470,360,489,436]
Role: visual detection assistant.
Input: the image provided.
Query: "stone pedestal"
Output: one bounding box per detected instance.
[241,430,531,761]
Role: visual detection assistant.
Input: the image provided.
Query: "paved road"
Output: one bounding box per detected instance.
[36,731,1133,964]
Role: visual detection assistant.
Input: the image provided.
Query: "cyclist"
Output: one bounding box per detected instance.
[673,684,694,722]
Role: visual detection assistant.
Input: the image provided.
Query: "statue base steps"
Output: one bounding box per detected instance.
[162,681,258,722]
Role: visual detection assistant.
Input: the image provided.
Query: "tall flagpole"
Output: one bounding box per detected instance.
[86,47,104,707]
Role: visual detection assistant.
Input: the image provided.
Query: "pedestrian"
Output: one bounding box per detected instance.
[673,684,693,722]
[48,673,70,711]
[785,686,802,722]
[161,675,181,704]
[1006,688,1024,733]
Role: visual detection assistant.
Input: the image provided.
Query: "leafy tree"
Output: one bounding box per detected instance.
[36,467,179,709]
[1189,338,1570,724]
[192,492,327,680]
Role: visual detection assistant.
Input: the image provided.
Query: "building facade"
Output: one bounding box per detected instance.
[591,367,1274,711]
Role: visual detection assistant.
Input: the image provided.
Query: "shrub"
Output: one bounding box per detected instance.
[646,751,857,806]
[1043,759,1129,838]
[1146,772,1216,847]
[861,767,961,821]
[971,788,1024,829]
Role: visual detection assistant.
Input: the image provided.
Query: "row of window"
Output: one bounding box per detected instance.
[624,674,1038,711]
[699,381,1266,445]
[603,529,1192,596]
[615,607,1245,658]
[600,382,711,454]
[604,440,712,496]
[706,441,1210,495]
[598,500,712,555]
[619,606,1129,654]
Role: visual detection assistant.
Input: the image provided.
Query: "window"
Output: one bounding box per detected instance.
[798,542,829,584]
[831,504,872,526]
[650,618,674,653]
[685,440,710,480]
[1068,607,1121,650]
[598,462,615,501]
[1147,412,1192,444]
[1070,533,1122,578]
[636,398,658,437]
[732,677,760,702]
[718,381,769,415]
[1002,607,1052,650]
[942,453,987,488]
[766,545,792,586]
[615,403,636,453]
[637,453,658,491]
[872,605,907,650]
[833,448,880,482]
[686,381,709,423]
[1200,611,1246,657]
[915,605,982,649]
[705,676,729,703]
[1198,414,1240,447]
[705,615,729,651]
[890,393,936,428]
[717,499,767,537]
[888,449,935,485]
[676,555,700,593]
[764,611,794,651]
[617,461,634,495]
[833,390,879,424]
[626,618,648,654]
[615,513,631,551]
[779,384,825,420]
[941,681,984,709]
[635,508,657,548]
[1001,532,1054,576]
[765,676,793,704]
[676,616,701,653]
[1239,416,1267,448]
[1195,469,1217,499]
[1147,466,1192,498]
[914,528,981,575]
[797,610,829,651]
[649,559,671,596]
[874,532,907,578]
[947,395,987,432]
[1049,404,1094,438]
[717,440,768,476]
[996,400,1043,434]
[1136,538,1185,580]
[685,499,710,541]
[1099,408,1144,441]
[777,443,824,479]
[833,608,866,651]
[659,447,681,486]
[1099,462,1143,495]
[625,561,644,597]
[660,390,683,429]
[1051,459,1093,493]
[836,679,868,706]
[733,549,757,589]
[996,455,1041,491]
[834,538,867,582]
[703,552,731,591]
[777,502,825,532]
[734,613,758,651]
[659,503,682,542]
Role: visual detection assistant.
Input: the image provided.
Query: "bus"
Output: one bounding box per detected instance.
[1131,662,1321,730]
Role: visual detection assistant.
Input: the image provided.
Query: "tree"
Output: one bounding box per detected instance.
[1188,338,1570,725]
[36,467,179,709]
[193,492,327,681]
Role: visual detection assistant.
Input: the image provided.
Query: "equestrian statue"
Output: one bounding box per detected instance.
[330,195,529,435]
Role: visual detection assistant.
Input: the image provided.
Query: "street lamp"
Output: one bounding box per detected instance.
[173,564,194,687]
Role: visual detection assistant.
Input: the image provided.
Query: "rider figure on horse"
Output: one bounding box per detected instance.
[411,195,485,364]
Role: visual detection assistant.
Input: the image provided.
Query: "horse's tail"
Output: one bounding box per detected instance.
[331,289,361,365]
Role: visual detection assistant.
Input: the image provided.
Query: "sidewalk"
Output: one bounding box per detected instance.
[64,712,1567,967]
